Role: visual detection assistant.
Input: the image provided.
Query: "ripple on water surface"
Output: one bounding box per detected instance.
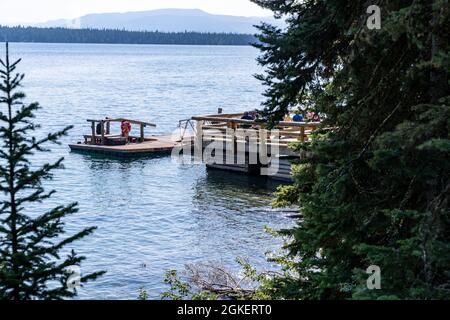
[2,43,293,299]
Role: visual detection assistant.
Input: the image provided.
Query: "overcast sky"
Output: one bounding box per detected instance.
[0,0,271,24]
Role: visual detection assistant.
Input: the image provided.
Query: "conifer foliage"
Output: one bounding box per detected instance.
[0,43,103,300]
[252,0,449,299]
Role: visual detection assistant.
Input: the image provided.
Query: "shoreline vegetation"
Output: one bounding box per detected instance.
[0,26,258,46]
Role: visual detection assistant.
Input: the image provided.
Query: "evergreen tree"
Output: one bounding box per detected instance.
[252,0,449,299]
[0,43,104,300]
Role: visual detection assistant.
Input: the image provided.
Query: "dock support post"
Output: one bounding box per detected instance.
[259,127,269,166]
[226,122,236,165]
[232,123,238,156]
[91,121,96,145]
[195,120,204,162]
[140,124,145,142]
[101,120,105,145]
[300,127,306,143]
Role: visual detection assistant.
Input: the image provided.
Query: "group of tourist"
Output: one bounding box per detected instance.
[240,111,259,121]
[240,110,321,123]
[288,111,321,123]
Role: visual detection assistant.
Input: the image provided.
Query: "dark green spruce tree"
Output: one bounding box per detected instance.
[0,43,104,300]
[252,0,449,299]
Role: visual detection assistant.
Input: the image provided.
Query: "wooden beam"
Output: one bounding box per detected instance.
[140,124,145,142]
[300,127,306,143]
[91,121,96,145]
[86,118,157,127]
[195,120,204,159]
[101,120,105,145]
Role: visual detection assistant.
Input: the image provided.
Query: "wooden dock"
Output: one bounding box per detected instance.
[69,135,186,157]
[191,113,321,182]
[69,114,321,181]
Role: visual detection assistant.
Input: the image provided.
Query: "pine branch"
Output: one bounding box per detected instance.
[0,42,104,299]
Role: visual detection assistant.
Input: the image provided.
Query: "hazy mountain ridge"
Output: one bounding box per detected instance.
[34,9,284,34]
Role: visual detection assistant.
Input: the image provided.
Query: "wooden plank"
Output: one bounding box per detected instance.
[206,164,249,173]
[69,135,192,156]
[101,120,105,145]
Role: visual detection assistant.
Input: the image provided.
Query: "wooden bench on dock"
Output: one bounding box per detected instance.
[85,118,157,146]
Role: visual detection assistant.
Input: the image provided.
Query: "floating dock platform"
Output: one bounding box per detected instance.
[69,135,187,157]
[69,117,192,157]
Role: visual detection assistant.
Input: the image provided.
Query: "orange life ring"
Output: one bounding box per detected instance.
[121,121,131,135]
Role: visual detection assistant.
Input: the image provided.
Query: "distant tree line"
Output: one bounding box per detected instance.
[0,26,258,46]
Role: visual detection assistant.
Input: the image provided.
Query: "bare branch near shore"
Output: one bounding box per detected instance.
[181,260,282,299]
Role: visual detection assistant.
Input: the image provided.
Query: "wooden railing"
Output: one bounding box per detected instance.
[85,118,156,145]
[191,114,321,147]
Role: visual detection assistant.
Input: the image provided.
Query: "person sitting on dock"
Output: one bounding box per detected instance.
[121,120,131,144]
[241,112,254,121]
[307,111,321,122]
[240,112,254,129]
[249,111,258,120]
[292,112,304,122]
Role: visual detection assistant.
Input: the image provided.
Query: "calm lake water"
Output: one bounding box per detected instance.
[1,43,292,300]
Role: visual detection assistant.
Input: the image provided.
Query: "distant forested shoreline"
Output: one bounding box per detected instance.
[0,26,258,46]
